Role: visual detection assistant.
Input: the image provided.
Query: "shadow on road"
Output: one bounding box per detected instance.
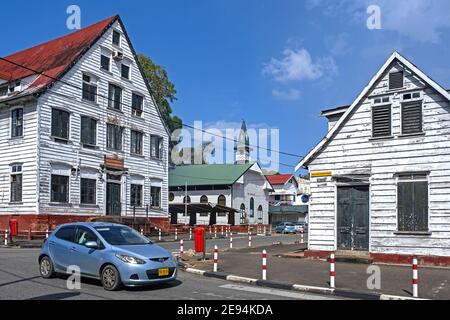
[26,292,82,300]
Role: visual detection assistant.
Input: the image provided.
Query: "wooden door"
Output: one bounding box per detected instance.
[337,185,369,251]
[106,183,121,216]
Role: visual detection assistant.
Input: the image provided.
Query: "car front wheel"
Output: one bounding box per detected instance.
[39,256,55,279]
[101,265,122,291]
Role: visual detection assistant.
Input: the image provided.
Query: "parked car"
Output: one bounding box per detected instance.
[275,222,296,234]
[39,222,177,291]
[294,222,309,233]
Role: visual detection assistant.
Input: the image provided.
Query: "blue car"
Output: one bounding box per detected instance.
[39,222,177,291]
[275,222,296,234]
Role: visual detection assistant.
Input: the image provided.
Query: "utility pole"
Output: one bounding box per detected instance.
[185,181,188,219]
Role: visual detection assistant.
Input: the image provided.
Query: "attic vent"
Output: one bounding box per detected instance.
[402,103,422,134]
[389,71,404,90]
[372,105,391,138]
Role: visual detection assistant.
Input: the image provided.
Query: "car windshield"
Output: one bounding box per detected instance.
[285,223,294,226]
[94,225,152,245]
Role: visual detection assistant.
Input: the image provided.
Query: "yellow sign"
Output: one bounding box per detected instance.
[311,171,332,178]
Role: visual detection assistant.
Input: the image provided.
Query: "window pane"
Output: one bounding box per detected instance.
[10,173,22,202]
[101,55,110,71]
[112,30,120,46]
[151,186,161,208]
[389,72,404,90]
[55,226,76,242]
[121,64,130,79]
[51,109,69,140]
[107,124,122,150]
[75,227,98,246]
[108,84,122,110]
[81,117,96,146]
[51,175,69,203]
[131,184,143,207]
[398,180,428,232]
[80,178,96,204]
[11,108,23,137]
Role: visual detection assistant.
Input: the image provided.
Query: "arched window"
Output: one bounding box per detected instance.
[249,198,255,217]
[240,203,246,224]
[257,205,263,222]
[183,196,191,204]
[217,195,226,206]
[200,195,208,203]
[169,192,174,202]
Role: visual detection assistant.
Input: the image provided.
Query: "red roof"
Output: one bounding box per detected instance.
[0,15,118,99]
[265,174,294,185]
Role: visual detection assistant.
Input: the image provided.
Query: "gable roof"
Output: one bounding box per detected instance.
[169,163,255,187]
[295,52,450,171]
[265,174,294,186]
[0,16,118,101]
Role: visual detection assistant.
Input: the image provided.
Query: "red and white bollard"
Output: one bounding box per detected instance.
[330,253,335,288]
[213,245,219,272]
[262,249,267,280]
[263,226,266,235]
[300,231,304,243]
[158,228,162,241]
[174,228,178,241]
[221,226,224,236]
[229,235,233,249]
[46,229,49,239]
[4,229,8,246]
[209,226,212,234]
[248,232,252,247]
[412,258,419,298]
[189,228,192,241]
[180,239,184,254]
[214,227,217,239]
[140,228,143,235]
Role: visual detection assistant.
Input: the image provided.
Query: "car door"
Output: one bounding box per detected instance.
[71,226,105,277]
[49,226,77,271]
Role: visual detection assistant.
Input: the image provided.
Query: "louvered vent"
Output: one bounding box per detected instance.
[402,103,422,134]
[389,71,404,90]
[372,105,391,137]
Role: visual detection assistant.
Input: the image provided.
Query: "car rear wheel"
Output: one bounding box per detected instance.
[101,265,122,291]
[39,256,55,279]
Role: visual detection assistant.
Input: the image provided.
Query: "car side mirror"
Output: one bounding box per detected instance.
[85,241,98,249]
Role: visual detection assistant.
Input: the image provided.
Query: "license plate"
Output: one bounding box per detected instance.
[158,268,169,277]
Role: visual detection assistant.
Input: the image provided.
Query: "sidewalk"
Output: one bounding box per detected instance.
[181,244,450,300]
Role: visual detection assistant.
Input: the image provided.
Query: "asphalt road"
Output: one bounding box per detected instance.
[0,234,331,301]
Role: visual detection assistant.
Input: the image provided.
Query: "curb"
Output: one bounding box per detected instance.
[180,265,425,300]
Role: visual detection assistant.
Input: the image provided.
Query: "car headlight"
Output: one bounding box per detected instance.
[115,253,146,265]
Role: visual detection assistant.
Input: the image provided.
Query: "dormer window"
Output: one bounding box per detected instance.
[389,71,404,90]
[112,30,121,46]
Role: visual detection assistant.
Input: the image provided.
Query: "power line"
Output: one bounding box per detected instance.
[0,56,303,166]
[182,123,302,158]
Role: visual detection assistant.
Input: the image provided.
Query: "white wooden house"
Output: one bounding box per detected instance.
[296,52,450,265]
[0,16,170,231]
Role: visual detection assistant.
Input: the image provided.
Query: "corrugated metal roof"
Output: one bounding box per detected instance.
[265,174,293,185]
[0,15,117,100]
[169,163,254,187]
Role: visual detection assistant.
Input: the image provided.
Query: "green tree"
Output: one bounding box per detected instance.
[137,54,182,132]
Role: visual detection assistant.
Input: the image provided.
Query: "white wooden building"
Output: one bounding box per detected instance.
[296,52,450,265]
[0,16,170,230]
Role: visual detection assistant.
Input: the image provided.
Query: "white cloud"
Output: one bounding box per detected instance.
[272,88,301,101]
[262,48,337,82]
[307,0,450,43]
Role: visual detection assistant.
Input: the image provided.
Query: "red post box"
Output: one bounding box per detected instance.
[194,226,205,254]
[9,219,18,237]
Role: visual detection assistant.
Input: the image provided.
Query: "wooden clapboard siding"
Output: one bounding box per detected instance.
[308,61,450,256]
[34,20,169,217]
[0,101,38,214]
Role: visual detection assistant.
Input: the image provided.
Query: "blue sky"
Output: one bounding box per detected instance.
[1,0,450,173]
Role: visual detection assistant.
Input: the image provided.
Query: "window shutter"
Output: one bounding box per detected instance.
[397,182,413,231]
[389,71,404,90]
[372,105,391,137]
[413,181,428,231]
[402,103,422,134]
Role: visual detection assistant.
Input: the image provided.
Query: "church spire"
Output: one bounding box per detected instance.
[235,119,251,164]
